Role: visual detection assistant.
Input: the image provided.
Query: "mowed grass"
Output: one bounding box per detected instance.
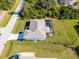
[0,0,20,27]
[12,17,26,34]
[60,20,79,45]
[50,19,71,44]
[1,19,78,59]
[3,40,79,59]
[0,13,11,27]
[11,0,20,11]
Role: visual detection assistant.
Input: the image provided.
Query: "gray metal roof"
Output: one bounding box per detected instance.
[23,20,46,40]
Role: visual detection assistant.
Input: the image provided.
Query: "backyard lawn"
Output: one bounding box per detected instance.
[1,19,79,59]
[60,20,79,45]
[50,20,71,44]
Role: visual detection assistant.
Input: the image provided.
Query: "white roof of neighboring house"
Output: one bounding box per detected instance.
[59,0,76,6]
[23,20,47,40]
[65,0,74,6]
[17,52,58,59]
[18,52,35,56]
[17,52,35,59]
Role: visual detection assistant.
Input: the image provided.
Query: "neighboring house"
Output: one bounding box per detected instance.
[58,0,77,6]
[17,52,35,59]
[23,19,53,41]
[9,52,58,59]
[65,0,74,6]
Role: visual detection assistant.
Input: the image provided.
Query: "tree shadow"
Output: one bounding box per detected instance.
[74,24,79,35]
[24,21,30,30]
[9,11,20,15]
[9,9,24,19]
[75,47,79,57]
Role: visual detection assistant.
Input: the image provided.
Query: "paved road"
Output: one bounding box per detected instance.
[0,0,24,54]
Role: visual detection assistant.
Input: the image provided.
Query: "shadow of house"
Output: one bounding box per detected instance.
[17,21,30,40]
[24,21,30,30]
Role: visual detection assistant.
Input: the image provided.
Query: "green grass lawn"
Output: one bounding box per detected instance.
[1,19,78,59]
[51,20,71,44]
[10,0,20,12]
[12,17,26,34]
[1,40,78,59]
[60,20,79,45]
[0,13,11,27]
[0,0,20,27]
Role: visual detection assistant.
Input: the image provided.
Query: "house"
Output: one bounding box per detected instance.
[23,19,53,41]
[17,52,35,59]
[9,52,58,59]
[58,0,77,6]
[65,0,74,6]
